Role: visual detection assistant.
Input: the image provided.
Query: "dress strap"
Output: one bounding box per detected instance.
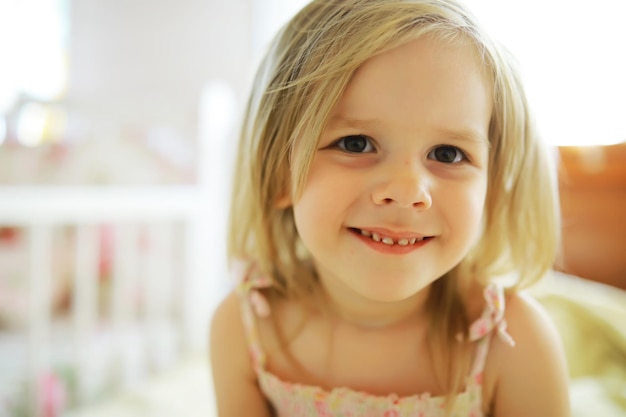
[233,260,273,370]
[467,284,515,380]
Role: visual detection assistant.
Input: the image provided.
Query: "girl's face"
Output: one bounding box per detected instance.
[291,35,492,308]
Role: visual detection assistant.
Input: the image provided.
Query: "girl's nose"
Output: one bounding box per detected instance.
[371,163,433,210]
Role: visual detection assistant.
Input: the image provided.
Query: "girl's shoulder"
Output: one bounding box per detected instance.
[498,290,564,355]
[216,278,314,362]
[482,290,570,416]
[210,290,273,416]
[210,290,252,374]
[210,290,240,340]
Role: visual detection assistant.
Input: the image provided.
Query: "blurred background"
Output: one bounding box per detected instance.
[0,0,624,416]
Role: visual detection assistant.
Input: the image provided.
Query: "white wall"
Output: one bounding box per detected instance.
[66,0,255,151]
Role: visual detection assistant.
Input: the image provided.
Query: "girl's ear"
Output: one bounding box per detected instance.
[275,192,292,208]
[274,165,294,208]
[274,175,293,208]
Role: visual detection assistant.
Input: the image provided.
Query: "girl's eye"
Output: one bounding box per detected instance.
[428,145,466,163]
[335,135,375,153]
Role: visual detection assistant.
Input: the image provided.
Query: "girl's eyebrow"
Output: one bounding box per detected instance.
[431,127,490,146]
[329,115,489,146]
[328,115,379,131]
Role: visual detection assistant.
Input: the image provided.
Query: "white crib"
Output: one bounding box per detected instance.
[0,185,223,417]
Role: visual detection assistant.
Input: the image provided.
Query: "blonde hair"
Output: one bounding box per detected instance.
[228,0,560,404]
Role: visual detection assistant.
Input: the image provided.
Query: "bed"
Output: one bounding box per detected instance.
[536,271,626,416]
[0,186,221,417]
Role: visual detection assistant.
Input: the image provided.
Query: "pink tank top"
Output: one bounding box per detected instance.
[237,267,514,417]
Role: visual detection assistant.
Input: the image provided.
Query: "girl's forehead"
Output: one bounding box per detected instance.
[337,34,488,101]
[327,35,492,136]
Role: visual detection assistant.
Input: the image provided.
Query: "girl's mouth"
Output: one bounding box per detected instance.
[349,228,433,246]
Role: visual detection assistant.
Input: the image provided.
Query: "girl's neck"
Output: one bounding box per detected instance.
[317,276,432,330]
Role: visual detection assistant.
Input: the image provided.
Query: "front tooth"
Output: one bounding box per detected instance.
[397,238,409,246]
[409,237,417,244]
[372,233,381,242]
[360,229,371,237]
[381,237,394,245]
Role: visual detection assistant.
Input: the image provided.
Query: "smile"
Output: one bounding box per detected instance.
[351,228,433,246]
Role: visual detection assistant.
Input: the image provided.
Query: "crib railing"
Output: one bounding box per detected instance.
[0,186,218,417]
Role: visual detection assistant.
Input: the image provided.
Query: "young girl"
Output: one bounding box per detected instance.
[211,0,570,416]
